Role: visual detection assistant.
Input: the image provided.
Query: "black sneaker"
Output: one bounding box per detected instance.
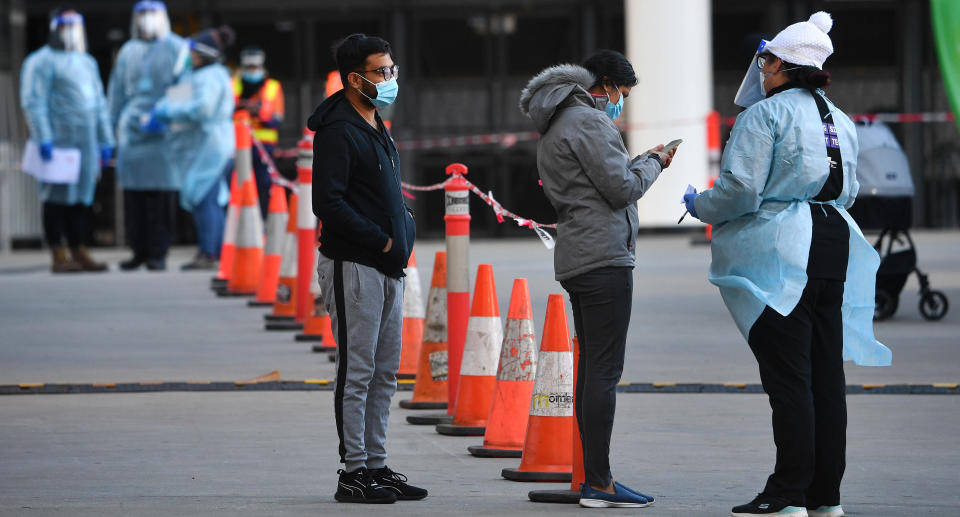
[145,258,166,271]
[370,466,428,500]
[335,467,397,504]
[731,493,808,516]
[119,256,144,271]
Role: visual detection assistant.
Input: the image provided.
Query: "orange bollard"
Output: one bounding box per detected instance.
[221,113,264,297]
[264,192,302,331]
[397,249,425,379]
[211,172,240,292]
[436,264,502,436]
[299,224,337,347]
[249,184,288,307]
[502,294,573,482]
[401,252,450,412]
[528,337,585,502]
[468,278,537,457]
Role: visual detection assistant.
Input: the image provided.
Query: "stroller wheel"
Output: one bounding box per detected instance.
[919,290,949,321]
[874,290,897,321]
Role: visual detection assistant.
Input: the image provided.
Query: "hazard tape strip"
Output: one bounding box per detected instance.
[2,382,956,395]
[250,132,297,190]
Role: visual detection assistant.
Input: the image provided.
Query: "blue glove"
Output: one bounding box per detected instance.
[39,141,54,162]
[140,113,167,133]
[683,192,699,219]
[100,146,113,168]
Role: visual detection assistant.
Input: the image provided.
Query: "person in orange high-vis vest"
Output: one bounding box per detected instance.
[234,46,284,219]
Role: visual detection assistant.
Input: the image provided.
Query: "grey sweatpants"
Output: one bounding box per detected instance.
[317,254,404,473]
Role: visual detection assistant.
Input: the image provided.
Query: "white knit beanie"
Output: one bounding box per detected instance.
[765,11,834,69]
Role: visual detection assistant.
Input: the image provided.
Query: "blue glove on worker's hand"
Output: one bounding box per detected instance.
[39,141,54,162]
[140,106,169,133]
[683,192,699,219]
[99,146,113,168]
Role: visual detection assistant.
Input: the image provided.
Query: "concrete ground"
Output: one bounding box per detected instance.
[1,231,959,515]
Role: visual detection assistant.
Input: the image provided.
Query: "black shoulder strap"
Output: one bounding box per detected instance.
[811,90,844,202]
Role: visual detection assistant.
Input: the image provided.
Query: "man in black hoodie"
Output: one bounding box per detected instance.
[307,34,422,505]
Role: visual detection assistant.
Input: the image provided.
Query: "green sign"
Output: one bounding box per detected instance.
[932,0,960,132]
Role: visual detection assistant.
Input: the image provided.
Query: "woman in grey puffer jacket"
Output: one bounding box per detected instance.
[518,50,674,508]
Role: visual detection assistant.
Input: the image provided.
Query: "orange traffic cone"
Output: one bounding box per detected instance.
[528,337,585,503]
[436,264,502,436]
[401,251,450,412]
[249,184,288,307]
[502,294,573,482]
[397,249,425,379]
[221,113,264,297]
[468,278,537,457]
[298,288,336,348]
[264,192,301,331]
[211,172,240,292]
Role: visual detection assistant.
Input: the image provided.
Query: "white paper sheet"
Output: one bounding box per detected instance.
[20,141,81,184]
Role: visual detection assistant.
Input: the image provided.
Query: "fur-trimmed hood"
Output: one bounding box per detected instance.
[519,64,597,134]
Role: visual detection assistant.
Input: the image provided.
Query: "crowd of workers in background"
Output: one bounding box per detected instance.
[19,0,285,273]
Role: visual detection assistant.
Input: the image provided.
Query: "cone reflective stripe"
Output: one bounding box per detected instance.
[444,163,471,416]
[468,278,536,457]
[250,184,288,306]
[295,132,316,324]
[401,251,451,414]
[436,264,501,436]
[528,337,584,503]
[397,249,425,379]
[223,113,264,296]
[503,294,573,482]
[265,191,299,328]
[213,172,240,289]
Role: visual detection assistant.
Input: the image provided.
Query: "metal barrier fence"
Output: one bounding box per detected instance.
[0,71,39,253]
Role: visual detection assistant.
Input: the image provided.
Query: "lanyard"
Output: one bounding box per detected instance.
[811,90,844,202]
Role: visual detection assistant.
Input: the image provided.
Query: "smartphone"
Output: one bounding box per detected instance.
[661,139,683,153]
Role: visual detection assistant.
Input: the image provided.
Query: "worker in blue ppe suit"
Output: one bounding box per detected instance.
[146,26,235,270]
[683,12,891,517]
[20,8,114,273]
[107,0,185,271]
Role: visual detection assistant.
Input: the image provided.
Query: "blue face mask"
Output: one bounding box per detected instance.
[357,74,398,108]
[243,70,264,83]
[605,84,623,120]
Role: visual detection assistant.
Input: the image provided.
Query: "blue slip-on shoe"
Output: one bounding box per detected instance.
[579,482,652,508]
[807,505,843,517]
[614,482,655,505]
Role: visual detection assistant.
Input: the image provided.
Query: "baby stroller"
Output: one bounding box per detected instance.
[847,121,949,321]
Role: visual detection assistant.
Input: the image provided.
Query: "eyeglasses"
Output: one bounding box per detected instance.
[361,64,399,81]
[756,53,774,70]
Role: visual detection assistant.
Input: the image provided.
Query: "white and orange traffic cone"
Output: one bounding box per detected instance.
[401,251,450,413]
[249,184,288,307]
[298,230,335,350]
[264,191,301,331]
[221,112,264,297]
[468,278,537,457]
[436,264,502,436]
[528,337,585,503]
[211,172,240,292]
[397,249,425,380]
[502,294,573,482]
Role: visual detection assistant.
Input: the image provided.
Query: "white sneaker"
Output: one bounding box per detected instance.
[807,505,843,517]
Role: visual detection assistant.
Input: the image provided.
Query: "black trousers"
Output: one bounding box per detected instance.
[747,278,847,506]
[124,190,177,261]
[560,266,633,488]
[42,202,89,248]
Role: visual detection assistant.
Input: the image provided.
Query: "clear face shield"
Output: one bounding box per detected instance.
[733,39,768,109]
[131,1,171,41]
[50,12,86,53]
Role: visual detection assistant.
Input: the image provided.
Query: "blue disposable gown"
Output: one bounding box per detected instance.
[107,34,185,191]
[694,88,891,367]
[156,64,235,212]
[20,46,115,206]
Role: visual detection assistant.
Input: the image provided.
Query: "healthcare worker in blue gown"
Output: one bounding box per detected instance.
[145,26,235,271]
[20,9,114,273]
[108,0,185,271]
[683,12,891,517]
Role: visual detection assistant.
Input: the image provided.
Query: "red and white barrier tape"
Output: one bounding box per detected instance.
[250,134,297,190]
[400,177,557,248]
